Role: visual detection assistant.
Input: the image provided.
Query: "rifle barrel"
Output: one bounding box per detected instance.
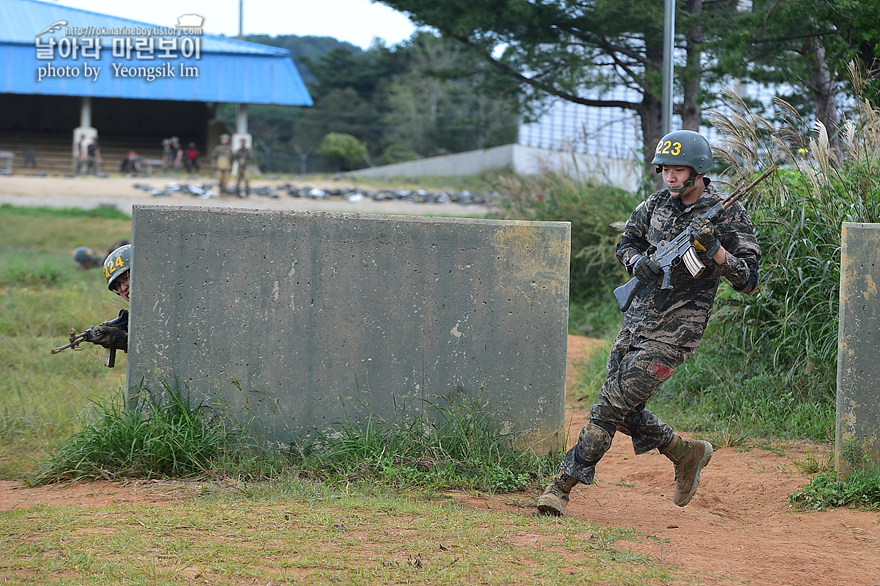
[721,165,777,210]
[51,341,76,354]
[50,333,87,354]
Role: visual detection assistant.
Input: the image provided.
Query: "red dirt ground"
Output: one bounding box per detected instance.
[455,335,880,585]
[2,336,878,585]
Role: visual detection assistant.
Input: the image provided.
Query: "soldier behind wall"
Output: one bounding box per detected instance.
[234,138,252,197]
[212,134,233,196]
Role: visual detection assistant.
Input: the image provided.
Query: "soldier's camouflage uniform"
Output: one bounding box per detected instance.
[560,179,760,484]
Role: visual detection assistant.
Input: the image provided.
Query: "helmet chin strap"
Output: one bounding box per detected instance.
[668,170,698,197]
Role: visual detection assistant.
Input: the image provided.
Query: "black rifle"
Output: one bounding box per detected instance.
[613,165,776,312]
[50,310,128,368]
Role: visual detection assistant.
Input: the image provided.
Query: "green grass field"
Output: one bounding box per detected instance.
[0,205,131,479]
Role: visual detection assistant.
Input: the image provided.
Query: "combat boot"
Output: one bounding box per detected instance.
[660,435,713,506]
[537,473,578,516]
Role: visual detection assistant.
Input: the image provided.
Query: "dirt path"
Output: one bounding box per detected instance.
[458,335,880,585]
[2,337,878,583]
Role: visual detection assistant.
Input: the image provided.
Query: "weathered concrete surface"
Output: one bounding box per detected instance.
[127,205,570,453]
[836,222,880,473]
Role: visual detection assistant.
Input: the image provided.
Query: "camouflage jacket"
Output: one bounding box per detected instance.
[616,180,760,347]
[234,147,252,167]
[212,144,233,169]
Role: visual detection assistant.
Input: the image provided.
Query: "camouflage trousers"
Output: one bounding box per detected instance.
[217,168,230,193]
[560,328,692,484]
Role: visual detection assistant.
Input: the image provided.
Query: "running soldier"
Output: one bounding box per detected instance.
[538,130,761,515]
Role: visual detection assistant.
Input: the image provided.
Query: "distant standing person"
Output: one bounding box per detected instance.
[161,139,173,173]
[184,142,200,174]
[171,137,183,171]
[211,134,233,196]
[86,139,101,175]
[234,138,252,197]
[75,136,88,174]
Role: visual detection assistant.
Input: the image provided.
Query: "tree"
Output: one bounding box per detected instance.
[707,1,845,154]
[315,132,368,171]
[723,0,880,151]
[232,32,520,171]
[380,0,880,170]
[382,32,519,158]
[379,0,711,169]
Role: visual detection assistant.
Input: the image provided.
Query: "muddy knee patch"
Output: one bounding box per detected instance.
[578,424,612,461]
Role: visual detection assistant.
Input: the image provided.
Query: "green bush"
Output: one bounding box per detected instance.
[491,171,636,337]
[687,79,880,437]
[315,132,368,170]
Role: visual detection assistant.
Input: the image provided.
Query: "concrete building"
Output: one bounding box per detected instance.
[0,0,312,174]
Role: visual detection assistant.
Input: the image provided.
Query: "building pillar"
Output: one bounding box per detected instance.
[72,97,97,174]
[232,103,251,148]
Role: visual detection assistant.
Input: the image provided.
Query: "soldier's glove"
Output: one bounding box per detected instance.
[88,325,128,351]
[632,254,661,284]
[691,218,721,258]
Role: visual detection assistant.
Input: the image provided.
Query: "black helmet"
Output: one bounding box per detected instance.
[651,130,712,174]
[72,246,102,268]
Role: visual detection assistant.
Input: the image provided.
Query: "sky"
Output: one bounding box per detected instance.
[49,0,419,49]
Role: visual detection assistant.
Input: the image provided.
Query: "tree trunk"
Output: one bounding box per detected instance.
[680,0,703,132]
[640,92,665,189]
[802,34,841,156]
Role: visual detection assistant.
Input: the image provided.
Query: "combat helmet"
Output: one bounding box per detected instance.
[651,130,712,174]
[72,246,102,268]
[104,244,131,291]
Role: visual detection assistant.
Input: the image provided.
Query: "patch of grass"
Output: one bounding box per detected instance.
[790,451,833,475]
[31,384,228,484]
[789,441,880,510]
[0,337,127,479]
[0,202,130,220]
[706,423,748,450]
[0,483,676,585]
[0,203,131,253]
[298,388,559,493]
[32,381,559,494]
[568,298,624,339]
[649,324,836,441]
[0,250,66,287]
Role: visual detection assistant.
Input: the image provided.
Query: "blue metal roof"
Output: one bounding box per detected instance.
[0,0,313,106]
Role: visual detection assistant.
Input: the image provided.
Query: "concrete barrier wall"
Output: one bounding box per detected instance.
[127,205,570,452]
[836,222,880,472]
[350,144,642,192]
